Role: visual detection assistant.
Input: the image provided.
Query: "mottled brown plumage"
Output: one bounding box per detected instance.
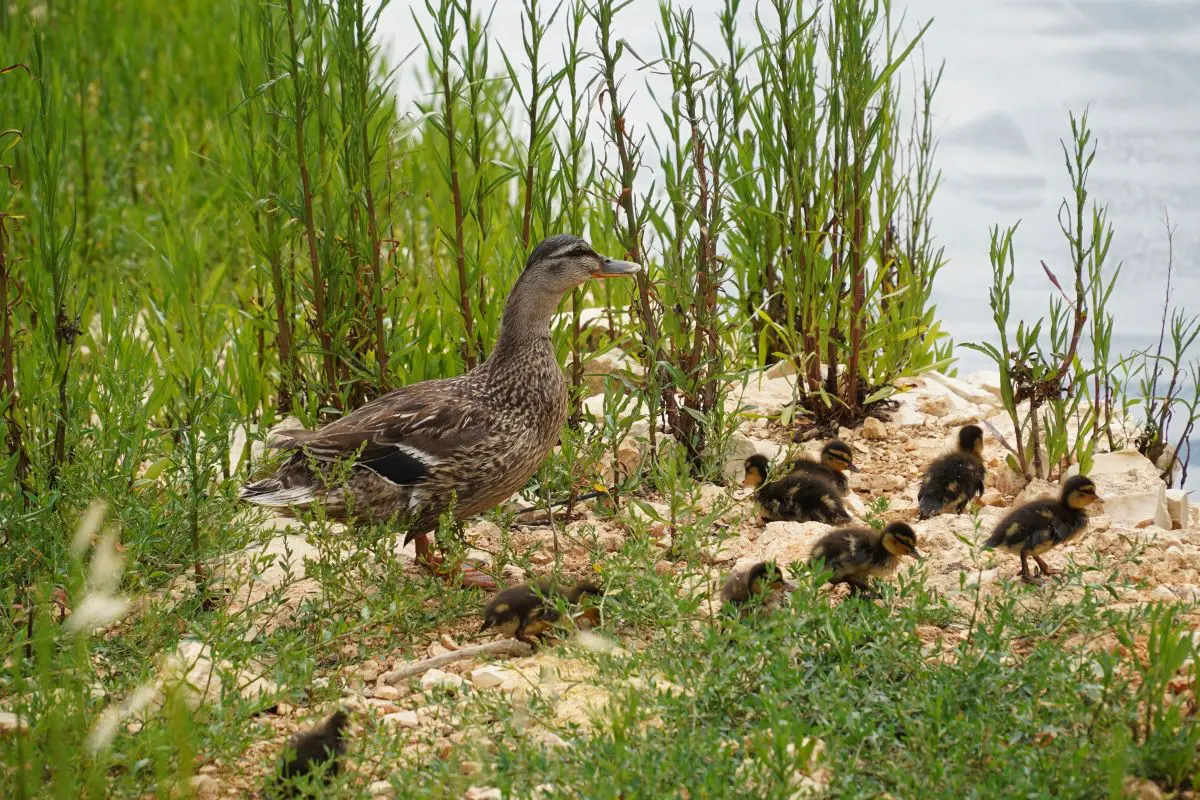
[269,710,349,798]
[720,561,787,612]
[808,522,922,597]
[984,475,1099,585]
[785,439,858,496]
[743,454,852,524]
[918,425,986,519]
[480,579,603,645]
[240,236,638,585]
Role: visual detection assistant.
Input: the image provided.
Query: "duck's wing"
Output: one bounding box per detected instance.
[272,377,493,487]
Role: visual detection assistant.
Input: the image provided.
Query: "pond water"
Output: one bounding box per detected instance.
[377,0,1199,472]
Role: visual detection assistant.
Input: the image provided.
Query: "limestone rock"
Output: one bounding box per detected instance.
[0,711,27,734]
[1070,450,1170,530]
[1015,479,1056,505]
[368,780,396,798]
[917,394,950,417]
[470,666,515,690]
[381,710,419,729]
[465,788,503,800]
[861,417,888,441]
[420,669,466,694]
[1165,489,1190,531]
[189,774,221,800]
[372,684,401,701]
[761,521,831,565]
[928,370,1004,409]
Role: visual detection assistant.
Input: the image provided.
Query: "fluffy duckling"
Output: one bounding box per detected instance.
[785,439,858,495]
[269,710,349,797]
[808,521,923,597]
[720,561,787,612]
[480,580,602,645]
[983,475,1100,585]
[918,425,986,519]
[743,454,852,524]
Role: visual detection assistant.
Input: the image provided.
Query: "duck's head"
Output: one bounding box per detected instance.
[746,561,787,595]
[958,424,985,456]
[821,439,858,473]
[524,234,640,293]
[321,709,351,739]
[1062,475,1100,509]
[742,454,770,488]
[499,235,639,346]
[881,522,923,560]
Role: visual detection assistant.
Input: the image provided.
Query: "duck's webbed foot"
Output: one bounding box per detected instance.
[847,578,880,599]
[1032,555,1058,577]
[1019,553,1046,586]
[413,534,498,590]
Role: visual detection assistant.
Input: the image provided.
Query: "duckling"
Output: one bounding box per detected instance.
[720,561,787,612]
[269,709,349,798]
[743,455,852,524]
[785,439,858,495]
[808,521,923,597]
[983,475,1100,585]
[479,580,602,645]
[918,425,986,519]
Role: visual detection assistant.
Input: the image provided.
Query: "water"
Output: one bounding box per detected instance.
[375,0,1199,471]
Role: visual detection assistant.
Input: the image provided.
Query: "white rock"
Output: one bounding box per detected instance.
[1166,489,1190,531]
[761,521,830,564]
[382,710,420,728]
[465,788,503,800]
[368,779,396,798]
[928,371,1004,409]
[372,684,401,701]
[0,711,27,734]
[1071,450,1170,530]
[888,401,928,428]
[470,666,514,690]
[965,370,1003,400]
[420,669,466,694]
[1015,479,1056,505]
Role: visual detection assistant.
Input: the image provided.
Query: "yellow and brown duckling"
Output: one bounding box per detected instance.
[785,439,858,496]
[269,709,349,798]
[983,475,1100,585]
[808,521,923,597]
[480,579,603,646]
[240,235,640,590]
[743,454,852,525]
[918,424,986,519]
[720,561,788,612]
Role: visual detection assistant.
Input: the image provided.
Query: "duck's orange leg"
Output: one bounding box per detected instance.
[413,533,497,590]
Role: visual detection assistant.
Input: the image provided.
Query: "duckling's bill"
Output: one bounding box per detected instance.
[591,257,641,278]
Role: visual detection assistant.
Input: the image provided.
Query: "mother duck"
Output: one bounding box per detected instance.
[240,235,639,588]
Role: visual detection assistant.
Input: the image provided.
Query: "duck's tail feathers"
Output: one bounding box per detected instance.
[239,479,317,508]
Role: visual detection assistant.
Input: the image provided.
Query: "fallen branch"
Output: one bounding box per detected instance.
[378,640,533,686]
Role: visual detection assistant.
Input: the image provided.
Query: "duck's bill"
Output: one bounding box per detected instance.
[846,463,861,472]
[910,548,926,561]
[592,258,641,278]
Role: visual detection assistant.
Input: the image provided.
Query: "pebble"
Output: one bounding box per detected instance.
[861,417,888,440]
[465,788,503,800]
[188,774,221,800]
[357,659,382,683]
[530,552,553,566]
[373,684,401,701]
[471,665,512,690]
[532,785,558,799]
[439,633,460,651]
[0,711,28,734]
[654,560,674,576]
[368,779,396,798]
[382,710,420,728]
[461,760,482,776]
[421,669,467,694]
